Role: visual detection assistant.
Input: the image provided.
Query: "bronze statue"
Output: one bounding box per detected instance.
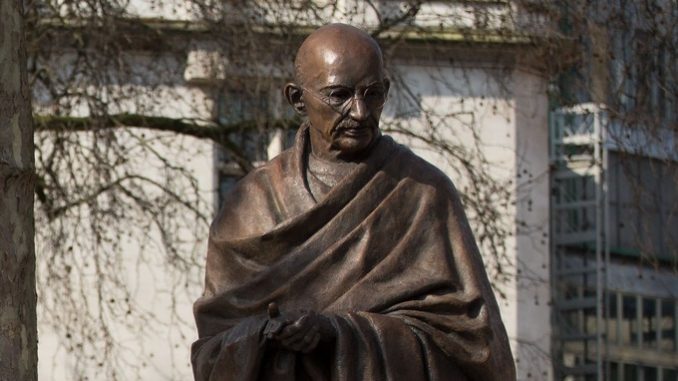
[191,24,516,380]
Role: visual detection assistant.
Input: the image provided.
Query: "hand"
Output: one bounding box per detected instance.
[262,303,312,340]
[273,311,335,353]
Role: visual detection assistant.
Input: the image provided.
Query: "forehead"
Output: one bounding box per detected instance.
[304,41,384,88]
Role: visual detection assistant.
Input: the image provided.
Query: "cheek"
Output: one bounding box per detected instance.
[370,108,384,122]
[309,110,341,134]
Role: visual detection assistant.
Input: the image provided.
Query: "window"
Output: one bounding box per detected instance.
[659,299,676,352]
[608,153,678,264]
[608,292,677,351]
[607,362,678,381]
[621,294,638,346]
[603,291,678,379]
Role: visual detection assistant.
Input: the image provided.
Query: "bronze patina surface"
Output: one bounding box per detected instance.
[192,24,516,381]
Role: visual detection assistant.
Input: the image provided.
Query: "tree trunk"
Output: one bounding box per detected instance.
[0,0,37,380]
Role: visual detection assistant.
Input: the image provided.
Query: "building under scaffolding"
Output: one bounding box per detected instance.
[550,104,678,381]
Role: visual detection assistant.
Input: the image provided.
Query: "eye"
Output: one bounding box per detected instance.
[364,87,385,103]
[327,88,353,105]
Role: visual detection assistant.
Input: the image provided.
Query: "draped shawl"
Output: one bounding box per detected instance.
[192,125,515,381]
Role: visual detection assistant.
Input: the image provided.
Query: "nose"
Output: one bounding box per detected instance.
[348,97,368,121]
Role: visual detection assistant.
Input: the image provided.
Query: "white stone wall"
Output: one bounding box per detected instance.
[37,130,214,381]
[35,3,555,379]
[384,62,552,380]
[37,58,553,381]
[35,68,216,380]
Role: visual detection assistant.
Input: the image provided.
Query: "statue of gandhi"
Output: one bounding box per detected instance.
[192,23,516,381]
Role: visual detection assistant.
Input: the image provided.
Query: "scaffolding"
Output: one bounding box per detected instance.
[550,103,610,381]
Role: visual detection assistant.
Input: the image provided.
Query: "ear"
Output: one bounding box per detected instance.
[383,78,391,98]
[284,83,306,115]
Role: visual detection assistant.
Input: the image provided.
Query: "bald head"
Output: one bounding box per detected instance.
[294,24,385,86]
[284,24,390,162]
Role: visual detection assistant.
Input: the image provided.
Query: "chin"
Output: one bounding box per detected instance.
[335,135,375,159]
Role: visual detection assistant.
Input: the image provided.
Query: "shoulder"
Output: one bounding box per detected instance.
[210,148,296,240]
[219,148,292,207]
[383,136,458,194]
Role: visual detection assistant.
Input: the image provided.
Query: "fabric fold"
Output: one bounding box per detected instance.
[192,125,515,380]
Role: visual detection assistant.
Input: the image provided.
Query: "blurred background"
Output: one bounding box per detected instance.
[17,1,678,380]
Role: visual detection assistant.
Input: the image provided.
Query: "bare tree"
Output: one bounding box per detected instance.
[22,1,561,379]
[23,0,677,379]
[549,0,677,266]
[0,1,37,380]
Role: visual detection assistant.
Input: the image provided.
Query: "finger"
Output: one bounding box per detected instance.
[290,329,319,353]
[281,324,318,349]
[287,332,315,353]
[301,325,319,345]
[301,332,321,354]
[290,326,320,347]
[275,324,299,341]
[282,327,318,350]
[276,323,308,343]
[276,315,309,340]
[299,330,320,353]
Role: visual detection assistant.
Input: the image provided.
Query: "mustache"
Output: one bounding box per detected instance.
[332,120,375,134]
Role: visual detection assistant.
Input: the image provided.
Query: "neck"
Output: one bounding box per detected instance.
[308,128,342,162]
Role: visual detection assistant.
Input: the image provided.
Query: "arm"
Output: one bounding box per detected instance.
[191,314,269,381]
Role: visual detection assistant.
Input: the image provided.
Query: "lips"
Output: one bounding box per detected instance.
[334,123,373,137]
[340,127,370,137]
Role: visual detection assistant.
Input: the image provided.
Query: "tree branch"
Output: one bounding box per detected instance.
[33,113,300,173]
